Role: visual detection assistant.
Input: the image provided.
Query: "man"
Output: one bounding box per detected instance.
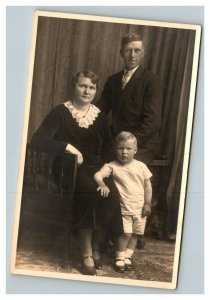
[98,33,163,249]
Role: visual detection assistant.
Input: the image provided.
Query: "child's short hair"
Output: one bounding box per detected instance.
[114,131,138,147]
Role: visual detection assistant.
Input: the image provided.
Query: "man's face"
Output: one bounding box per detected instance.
[120,41,144,70]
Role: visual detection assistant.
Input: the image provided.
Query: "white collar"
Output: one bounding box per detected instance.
[124,65,139,77]
[64,100,100,128]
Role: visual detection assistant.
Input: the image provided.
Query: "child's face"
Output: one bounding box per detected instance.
[115,139,137,165]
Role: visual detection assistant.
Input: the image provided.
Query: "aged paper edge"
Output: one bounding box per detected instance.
[9,10,201,290]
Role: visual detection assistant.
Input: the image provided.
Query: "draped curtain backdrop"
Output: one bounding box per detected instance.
[27,16,196,234]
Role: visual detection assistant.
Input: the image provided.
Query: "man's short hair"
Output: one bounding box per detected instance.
[114,131,138,147]
[121,33,143,49]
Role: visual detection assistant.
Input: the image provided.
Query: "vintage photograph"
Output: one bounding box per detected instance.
[10,10,201,289]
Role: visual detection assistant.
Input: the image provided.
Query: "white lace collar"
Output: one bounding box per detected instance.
[64,100,100,128]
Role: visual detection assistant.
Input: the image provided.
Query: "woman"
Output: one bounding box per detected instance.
[30,70,123,275]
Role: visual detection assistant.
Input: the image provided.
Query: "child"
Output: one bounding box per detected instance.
[94,131,152,272]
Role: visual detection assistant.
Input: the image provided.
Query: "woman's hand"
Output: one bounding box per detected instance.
[97,185,110,197]
[65,144,84,165]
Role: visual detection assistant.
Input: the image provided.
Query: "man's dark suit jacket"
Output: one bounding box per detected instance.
[98,66,163,163]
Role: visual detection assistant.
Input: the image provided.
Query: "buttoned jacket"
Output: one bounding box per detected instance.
[99,66,163,148]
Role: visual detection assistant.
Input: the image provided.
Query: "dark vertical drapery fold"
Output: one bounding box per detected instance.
[29,17,60,136]
[166,30,195,233]
[27,16,197,234]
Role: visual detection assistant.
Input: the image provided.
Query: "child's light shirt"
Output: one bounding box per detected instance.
[99,159,152,215]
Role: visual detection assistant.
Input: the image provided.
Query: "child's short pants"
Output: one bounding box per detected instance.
[122,214,147,235]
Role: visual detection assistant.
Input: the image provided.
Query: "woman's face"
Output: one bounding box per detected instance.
[73,76,97,106]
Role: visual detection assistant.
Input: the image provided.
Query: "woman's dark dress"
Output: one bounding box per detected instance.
[30,103,123,232]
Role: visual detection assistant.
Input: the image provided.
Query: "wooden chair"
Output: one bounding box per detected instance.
[17,144,77,268]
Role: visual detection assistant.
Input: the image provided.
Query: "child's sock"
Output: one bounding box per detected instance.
[125,248,134,258]
[116,251,125,266]
[125,248,134,265]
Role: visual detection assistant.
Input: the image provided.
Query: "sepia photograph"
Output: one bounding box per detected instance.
[9,10,201,289]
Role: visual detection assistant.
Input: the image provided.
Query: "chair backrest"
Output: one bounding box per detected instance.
[17,145,78,260]
[18,144,78,236]
[23,144,77,196]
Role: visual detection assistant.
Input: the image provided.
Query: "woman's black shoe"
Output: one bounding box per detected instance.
[81,256,96,276]
[93,249,103,269]
[93,258,103,270]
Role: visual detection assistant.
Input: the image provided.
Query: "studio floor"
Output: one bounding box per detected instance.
[15,232,175,283]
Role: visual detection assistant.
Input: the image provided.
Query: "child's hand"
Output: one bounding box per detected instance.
[97,185,110,197]
[142,204,151,217]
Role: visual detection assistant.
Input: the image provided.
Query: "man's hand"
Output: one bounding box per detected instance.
[97,185,110,197]
[142,204,151,217]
